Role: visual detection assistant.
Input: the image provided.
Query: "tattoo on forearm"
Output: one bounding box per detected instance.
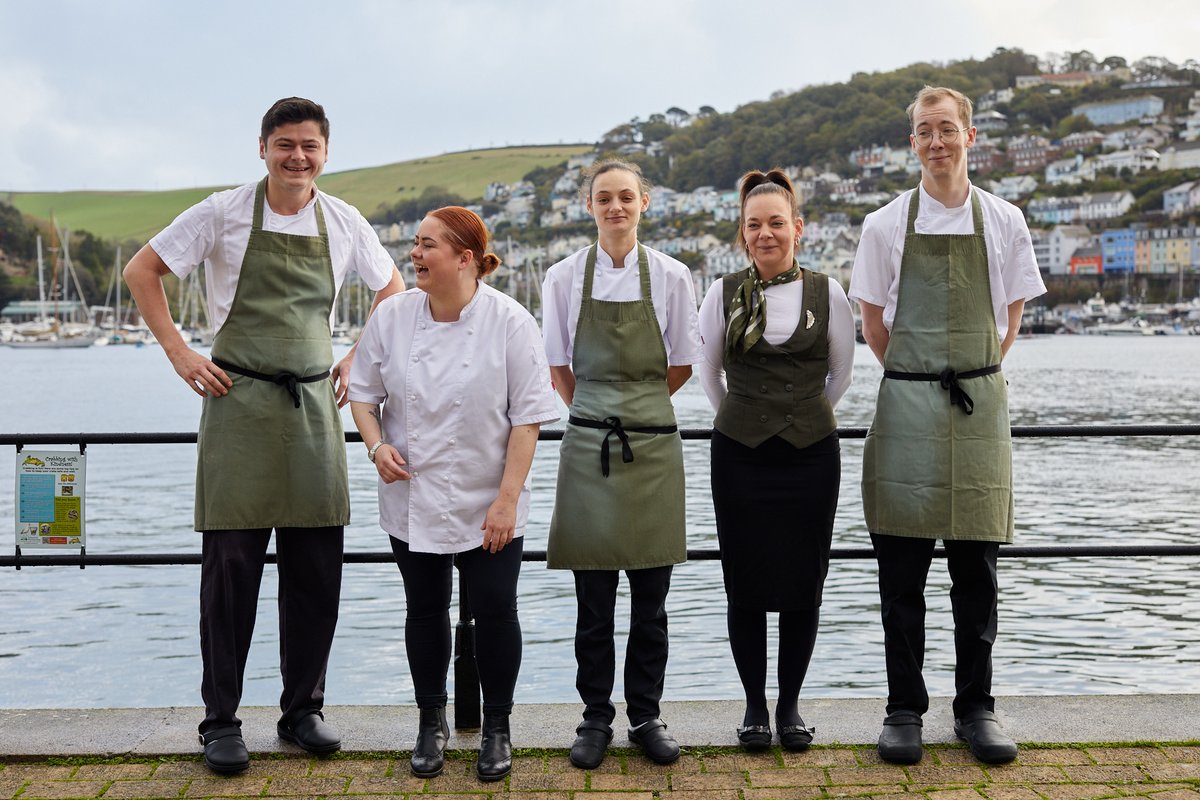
[369,408,381,422]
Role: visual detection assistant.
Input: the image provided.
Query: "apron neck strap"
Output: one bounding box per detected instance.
[252,177,327,235]
[583,242,650,299]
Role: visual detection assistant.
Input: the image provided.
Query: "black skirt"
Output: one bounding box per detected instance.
[710,429,840,611]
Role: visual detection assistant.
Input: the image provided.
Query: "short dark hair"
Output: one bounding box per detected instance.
[261,97,330,143]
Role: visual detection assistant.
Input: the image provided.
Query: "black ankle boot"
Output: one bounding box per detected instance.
[410,706,449,778]
[476,713,512,782]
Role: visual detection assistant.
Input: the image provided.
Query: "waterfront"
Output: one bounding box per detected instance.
[0,336,1197,710]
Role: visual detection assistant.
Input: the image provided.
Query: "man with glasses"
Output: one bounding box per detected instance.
[849,86,1045,765]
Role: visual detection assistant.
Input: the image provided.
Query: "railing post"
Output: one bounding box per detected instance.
[453,572,481,729]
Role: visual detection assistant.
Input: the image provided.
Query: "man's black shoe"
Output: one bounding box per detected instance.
[277,712,341,754]
[628,718,680,765]
[954,709,1018,764]
[568,720,613,769]
[201,728,250,774]
[877,710,923,764]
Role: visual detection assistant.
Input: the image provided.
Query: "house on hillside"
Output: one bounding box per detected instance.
[988,175,1038,201]
[1073,95,1164,126]
[1060,130,1105,152]
[1045,154,1097,186]
[1100,228,1137,273]
[1093,147,1160,175]
[1158,140,1200,171]
[1008,134,1058,173]
[1048,225,1095,274]
[1070,245,1103,274]
[973,110,1008,133]
[1164,181,1200,217]
[968,139,1006,175]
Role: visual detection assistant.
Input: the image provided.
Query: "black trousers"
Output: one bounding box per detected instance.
[573,565,673,728]
[198,526,343,736]
[390,536,523,716]
[870,533,999,719]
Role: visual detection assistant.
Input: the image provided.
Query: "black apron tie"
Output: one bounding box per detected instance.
[211,357,330,409]
[568,415,678,477]
[882,364,1002,416]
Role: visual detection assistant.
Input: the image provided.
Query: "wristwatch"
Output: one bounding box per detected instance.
[367,440,385,463]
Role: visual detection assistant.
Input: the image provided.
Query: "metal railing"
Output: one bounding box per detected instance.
[3,424,1200,726]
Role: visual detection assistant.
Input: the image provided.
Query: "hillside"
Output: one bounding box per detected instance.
[4,144,591,243]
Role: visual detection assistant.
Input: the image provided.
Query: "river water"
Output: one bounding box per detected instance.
[0,335,1197,710]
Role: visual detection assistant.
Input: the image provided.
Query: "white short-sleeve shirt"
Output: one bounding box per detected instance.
[149,181,396,332]
[541,244,703,367]
[698,274,857,413]
[848,184,1047,340]
[348,283,560,554]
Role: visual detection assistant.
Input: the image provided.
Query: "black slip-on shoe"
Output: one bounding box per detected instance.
[877,710,923,765]
[954,709,1018,764]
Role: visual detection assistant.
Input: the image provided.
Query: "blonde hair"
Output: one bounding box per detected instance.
[906,85,973,130]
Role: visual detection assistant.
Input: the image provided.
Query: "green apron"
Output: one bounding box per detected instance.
[195,178,349,531]
[546,244,687,569]
[862,189,1013,542]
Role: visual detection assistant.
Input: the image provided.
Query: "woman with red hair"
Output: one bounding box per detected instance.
[349,206,558,782]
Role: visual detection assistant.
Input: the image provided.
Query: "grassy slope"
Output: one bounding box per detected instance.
[5,144,590,242]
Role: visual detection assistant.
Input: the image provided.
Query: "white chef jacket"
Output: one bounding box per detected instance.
[149,181,395,332]
[541,244,703,367]
[348,283,560,554]
[698,274,856,413]
[848,184,1046,341]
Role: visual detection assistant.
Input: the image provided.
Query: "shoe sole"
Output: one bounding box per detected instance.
[411,764,444,779]
[477,766,511,782]
[204,756,250,774]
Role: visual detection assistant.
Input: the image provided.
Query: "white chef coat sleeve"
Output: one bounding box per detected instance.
[540,263,574,367]
[995,205,1048,304]
[663,267,703,366]
[347,302,389,405]
[697,279,729,413]
[506,313,561,426]
[349,210,397,292]
[824,279,856,408]
[848,211,894,309]
[148,194,220,279]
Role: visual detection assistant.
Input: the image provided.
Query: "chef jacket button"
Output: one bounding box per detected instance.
[758,356,767,364]
[759,415,768,423]
[412,356,419,362]
[411,470,419,477]
[468,328,474,335]
[412,433,419,440]
[449,438,456,445]
[454,399,462,406]
[440,513,448,520]
[409,395,416,401]
[785,414,794,422]
[785,383,794,392]
[759,385,768,394]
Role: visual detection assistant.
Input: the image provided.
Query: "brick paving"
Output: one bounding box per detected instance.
[1,744,1197,798]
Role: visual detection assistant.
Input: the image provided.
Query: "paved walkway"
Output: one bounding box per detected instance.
[2,697,1197,799]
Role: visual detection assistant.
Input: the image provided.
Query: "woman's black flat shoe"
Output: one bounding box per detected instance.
[736,724,772,752]
[777,721,815,752]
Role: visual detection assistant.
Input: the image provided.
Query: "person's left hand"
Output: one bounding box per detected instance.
[481,497,517,553]
[331,352,354,407]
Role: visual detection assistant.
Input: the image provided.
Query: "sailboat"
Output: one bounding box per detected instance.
[5,229,100,348]
[97,246,154,345]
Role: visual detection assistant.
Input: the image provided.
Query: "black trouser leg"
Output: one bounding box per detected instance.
[199,529,271,736]
[726,602,769,726]
[573,569,619,725]
[776,606,820,726]
[276,526,344,726]
[871,533,935,716]
[946,540,999,718]
[624,565,672,727]
[391,537,453,709]
[457,539,524,716]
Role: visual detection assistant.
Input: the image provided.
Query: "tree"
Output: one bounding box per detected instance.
[665,107,690,127]
[1100,55,1128,72]
[1062,50,1097,73]
[697,105,717,118]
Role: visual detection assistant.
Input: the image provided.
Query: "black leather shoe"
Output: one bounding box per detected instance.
[954,709,1018,764]
[736,724,772,752]
[877,710,923,764]
[477,713,512,782]
[777,716,815,753]
[569,720,613,769]
[201,728,249,774]
[411,707,450,778]
[277,712,340,754]
[628,718,680,765]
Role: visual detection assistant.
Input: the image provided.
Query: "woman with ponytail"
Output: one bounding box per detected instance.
[697,169,855,751]
[349,206,558,782]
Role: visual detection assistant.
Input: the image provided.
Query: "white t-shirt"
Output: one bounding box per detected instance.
[348,283,560,554]
[149,181,395,332]
[698,274,856,413]
[541,244,703,367]
[848,184,1046,340]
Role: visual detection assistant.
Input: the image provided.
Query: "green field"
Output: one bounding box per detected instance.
[4,144,591,242]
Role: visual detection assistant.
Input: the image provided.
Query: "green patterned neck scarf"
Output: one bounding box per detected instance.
[725,263,802,361]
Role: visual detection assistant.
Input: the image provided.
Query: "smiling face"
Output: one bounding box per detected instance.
[742,193,803,277]
[910,96,975,186]
[586,168,649,240]
[410,216,472,296]
[259,120,327,197]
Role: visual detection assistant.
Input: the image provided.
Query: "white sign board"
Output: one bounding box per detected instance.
[15,449,86,549]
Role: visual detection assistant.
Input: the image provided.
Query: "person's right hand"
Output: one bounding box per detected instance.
[168,347,232,398]
[374,444,411,484]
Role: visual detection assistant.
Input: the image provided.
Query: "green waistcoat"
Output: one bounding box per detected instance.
[862,188,1013,542]
[714,267,836,449]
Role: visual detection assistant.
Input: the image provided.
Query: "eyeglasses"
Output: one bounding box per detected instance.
[913,126,969,146]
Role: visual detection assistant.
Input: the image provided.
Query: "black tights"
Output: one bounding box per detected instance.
[726,602,820,728]
[390,536,523,716]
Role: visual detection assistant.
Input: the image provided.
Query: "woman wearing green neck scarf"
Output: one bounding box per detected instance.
[697,169,855,751]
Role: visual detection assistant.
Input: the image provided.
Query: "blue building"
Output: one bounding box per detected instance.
[1073,95,1164,126]
[1100,228,1136,273]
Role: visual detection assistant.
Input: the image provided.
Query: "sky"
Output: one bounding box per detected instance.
[2,0,1198,193]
